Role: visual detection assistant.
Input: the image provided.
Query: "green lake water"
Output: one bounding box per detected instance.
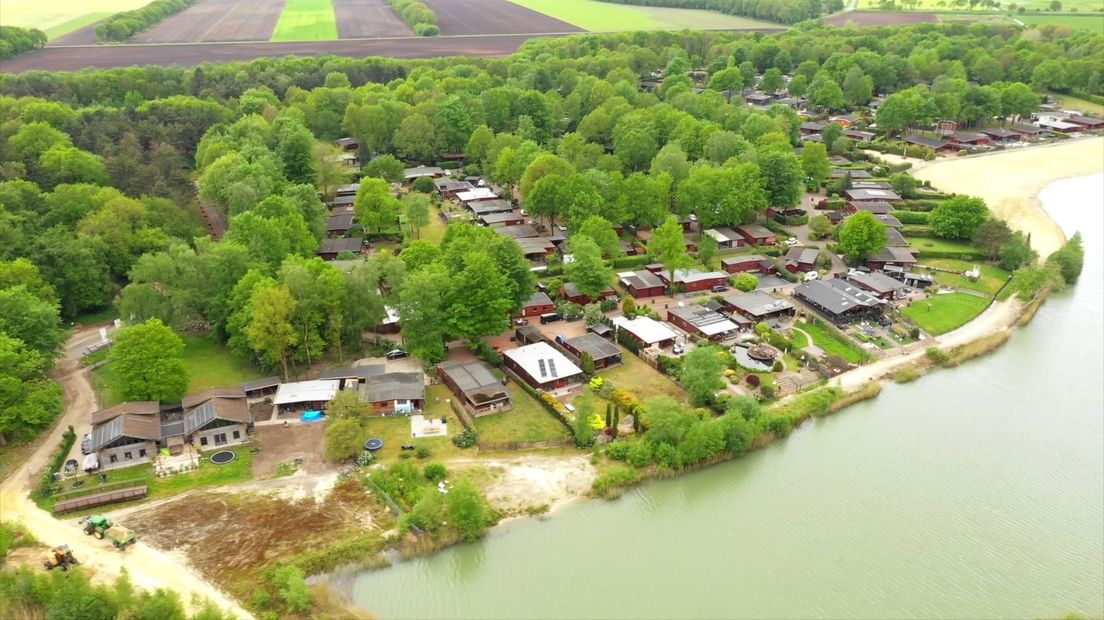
[333,173,1104,619]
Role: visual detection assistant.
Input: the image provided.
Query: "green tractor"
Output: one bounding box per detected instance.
[82,515,136,550]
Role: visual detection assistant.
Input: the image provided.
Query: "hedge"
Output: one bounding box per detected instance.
[32,426,76,501]
[915,249,982,260]
[387,0,439,36]
[893,210,930,225]
[0,26,47,60]
[900,225,935,237]
[96,0,197,42]
[610,254,651,269]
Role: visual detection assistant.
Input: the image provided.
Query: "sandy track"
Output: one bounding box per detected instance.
[334,0,414,38]
[133,0,285,43]
[421,0,582,35]
[0,329,251,619]
[1,34,549,73]
[913,137,1104,257]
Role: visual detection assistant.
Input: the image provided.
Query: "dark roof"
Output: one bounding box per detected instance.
[318,238,362,254]
[493,224,540,239]
[874,214,903,228]
[326,214,355,231]
[434,178,473,191]
[318,365,386,381]
[241,376,282,391]
[903,135,949,149]
[91,412,161,450]
[885,227,908,247]
[468,199,514,215]
[365,372,425,403]
[724,290,794,317]
[721,254,769,266]
[795,279,880,316]
[980,128,1018,139]
[619,270,664,290]
[853,201,895,215]
[183,397,250,435]
[846,271,906,295]
[515,237,556,255]
[403,166,444,179]
[524,291,554,308]
[951,131,987,142]
[784,246,819,265]
[564,333,621,361]
[182,387,245,410]
[590,323,612,336]
[831,169,872,179]
[562,281,613,298]
[868,247,918,264]
[479,212,524,225]
[736,224,774,239]
[91,401,158,426]
[800,121,827,132]
[335,137,358,148]
[1011,123,1045,134]
[845,188,902,202]
[438,361,508,405]
[331,195,355,206]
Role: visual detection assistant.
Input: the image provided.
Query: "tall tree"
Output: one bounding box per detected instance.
[398,263,452,363]
[0,334,63,443]
[647,215,692,287]
[0,286,65,359]
[930,195,989,240]
[354,178,400,234]
[575,216,620,257]
[312,143,351,202]
[972,218,1013,260]
[698,233,718,270]
[276,118,316,186]
[565,236,613,299]
[837,212,887,262]
[109,319,189,403]
[448,252,512,342]
[245,285,298,380]
[401,194,431,240]
[757,146,804,209]
[800,142,830,186]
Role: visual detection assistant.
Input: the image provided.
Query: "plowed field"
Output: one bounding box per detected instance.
[334,0,414,38]
[422,0,581,35]
[133,0,286,43]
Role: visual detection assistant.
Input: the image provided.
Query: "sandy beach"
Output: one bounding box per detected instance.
[913,137,1104,257]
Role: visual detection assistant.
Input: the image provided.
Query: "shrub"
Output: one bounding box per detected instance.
[771,361,783,372]
[387,0,440,36]
[414,446,431,459]
[760,383,776,399]
[746,374,761,387]
[925,346,951,366]
[591,467,644,497]
[606,441,631,461]
[451,428,477,448]
[893,367,920,383]
[424,463,447,482]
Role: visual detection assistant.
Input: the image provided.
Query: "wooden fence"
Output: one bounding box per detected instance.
[477,439,575,451]
[52,484,148,514]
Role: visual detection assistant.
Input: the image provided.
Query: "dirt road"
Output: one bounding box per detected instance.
[0,328,251,619]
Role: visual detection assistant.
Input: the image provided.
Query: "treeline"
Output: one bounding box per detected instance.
[387,0,440,36]
[95,0,198,42]
[0,25,47,60]
[594,0,834,24]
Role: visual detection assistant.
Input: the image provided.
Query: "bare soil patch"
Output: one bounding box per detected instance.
[6,34,540,73]
[421,0,582,35]
[462,455,596,513]
[252,422,335,477]
[333,0,414,38]
[822,11,939,26]
[133,0,285,43]
[49,25,100,46]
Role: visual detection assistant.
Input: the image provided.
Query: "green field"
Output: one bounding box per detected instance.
[93,332,261,407]
[795,321,868,364]
[901,292,989,336]
[475,385,570,443]
[909,236,983,258]
[271,0,338,42]
[1047,91,1104,115]
[0,0,149,30]
[1020,12,1104,30]
[504,0,779,31]
[919,259,1011,298]
[857,0,1102,10]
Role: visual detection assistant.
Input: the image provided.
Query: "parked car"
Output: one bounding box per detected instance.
[80,433,92,455]
[804,271,819,282]
[711,285,729,293]
[785,237,799,246]
[385,349,408,360]
[672,343,685,355]
[514,318,529,326]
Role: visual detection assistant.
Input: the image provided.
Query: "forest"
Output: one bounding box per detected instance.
[0,23,1101,445]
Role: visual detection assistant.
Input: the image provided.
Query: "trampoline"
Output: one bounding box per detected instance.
[364,438,384,451]
[210,450,236,465]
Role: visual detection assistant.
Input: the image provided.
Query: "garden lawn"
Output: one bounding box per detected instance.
[419,208,449,246]
[901,292,989,336]
[919,259,1011,298]
[475,385,570,444]
[909,236,983,258]
[364,384,466,464]
[1048,91,1104,115]
[599,348,690,404]
[271,0,338,41]
[503,0,778,30]
[795,321,867,364]
[75,306,118,326]
[93,332,261,407]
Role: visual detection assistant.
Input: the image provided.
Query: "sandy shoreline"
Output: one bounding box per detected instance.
[913,137,1104,257]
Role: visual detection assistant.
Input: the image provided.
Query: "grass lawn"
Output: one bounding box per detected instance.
[362,384,466,464]
[919,259,1011,298]
[419,208,449,246]
[795,321,868,364]
[1,0,149,30]
[908,236,983,258]
[901,292,989,336]
[475,385,570,444]
[1048,91,1104,115]
[788,328,810,349]
[1018,13,1104,30]
[504,0,779,30]
[599,349,690,404]
[75,306,118,326]
[93,332,261,407]
[271,0,337,42]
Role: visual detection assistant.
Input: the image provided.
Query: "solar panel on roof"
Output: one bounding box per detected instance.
[537,359,547,378]
[548,358,557,378]
[184,400,216,434]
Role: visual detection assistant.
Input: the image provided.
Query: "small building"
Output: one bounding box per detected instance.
[1066,115,1104,130]
[885,227,909,247]
[735,224,776,246]
[335,182,359,197]
[831,113,861,128]
[331,205,354,217]
[831,168,872,179]
[866,246,919,271]
[851,181,893,191]
[667,305,739,342]
[884,265,934,289]
[844,188,902,203]
[948,132,990,147]
[335,137,359,152]
[1010,123,1046,139]
[434,178,474,198]
[520,291,555,318]
[562,333,622,369]
[318,365,386,389]
[183,393,252,451]
[403,166,445,181]
[478,212,525,227]
[456,187,498,204]
[703,227,745,249]
[273,380,341,413]
[467,199,514,216]
[783,246,820,273]
[745,93,772,107]
[721,255,776,275]
[873,213,903,228]
[800,121,827,134]
[844,130,876,142]
[317,238,363,261]
[493,224,540,240]
[241,377,281,399]
[852,201,896,215]
[1037,119,1080,133]
[902,135,955,153]
[181,387,245,410]
[843,271,908,300]
[794,279,883,325]
[589,323,612,338]
[516,237,557,261]
[611,315,678,350]
[980,128,1021,143]
[326,213,355,237]
[515,324,544,346]
[619,270,666,298]
[560,282,616,306]
[363,372,425,415]
[90,405,161,471]
[722,290,795,323]
[662,269,730,293]
[503,342,584,392]
[437,360,510,415]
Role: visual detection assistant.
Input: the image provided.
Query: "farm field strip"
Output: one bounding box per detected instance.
[505,0,782,31]
[332,0,413,38]
[1016,13,1104,30]
[272,0,338,41]
[0,0,150,30]
[857,0,1102,9]
[822,10,939,25]
[421,0,582,35]
[43,13,112,42]
[132,0,285,43]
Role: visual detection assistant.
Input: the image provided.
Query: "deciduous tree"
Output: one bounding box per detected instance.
[837,211,887,262]
[647,216,692,287]
[109,318,189,403]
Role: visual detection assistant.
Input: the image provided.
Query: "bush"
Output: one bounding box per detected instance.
[33,426,75,501]
[606,441,632,461]
[387,0,439,36]
[424,463,447,482]
[591,467,644,497]
[411,176,435,192]
[415,446,431,459]
[451,427,477,448]
[771,361,783,372]
[413,23,440,36]
[925,346,951,366]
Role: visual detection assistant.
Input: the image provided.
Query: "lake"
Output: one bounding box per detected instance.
[333,173,1104,619]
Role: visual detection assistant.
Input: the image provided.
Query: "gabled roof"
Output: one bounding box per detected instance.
[438,360,507,404]
[504,342,583,382]
[182,387,245,410]
[721,254,769,266]
[903,135,949,149]
[831,168,872,179]
[183,397,250,435]
[242,376,281,392]
[91,401,159,426]
[326,214,354,232]
[467,199,514,215]
[611,316,678,345]
[784,246,819,265]
[564,333,621,361]
[619,270,665,290]
[868,246,918,264]
[479,212,524,225]
[853,201,895,215]
[524,291,554,308]
[845,188,902,202]
[668,305,738,337]
[795,279,881,315]
[846,271,906,295]
[736,224,775,239]
[365,372,425,403]
[724,290,794,317]
[494,224,540,239]
[874,214,903,228]
[91,412,161,450]
[885,227,909,247]
[318,238,362,254]
[668,269,728,285]
[403,166,444,179]
[703,227,742,244]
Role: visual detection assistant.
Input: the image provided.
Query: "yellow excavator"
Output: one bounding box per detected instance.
[43,545,79,571]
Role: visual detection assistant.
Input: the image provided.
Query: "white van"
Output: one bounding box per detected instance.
[804,271,819,282]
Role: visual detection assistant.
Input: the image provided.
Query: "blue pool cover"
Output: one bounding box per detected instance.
[301,411,324,423]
